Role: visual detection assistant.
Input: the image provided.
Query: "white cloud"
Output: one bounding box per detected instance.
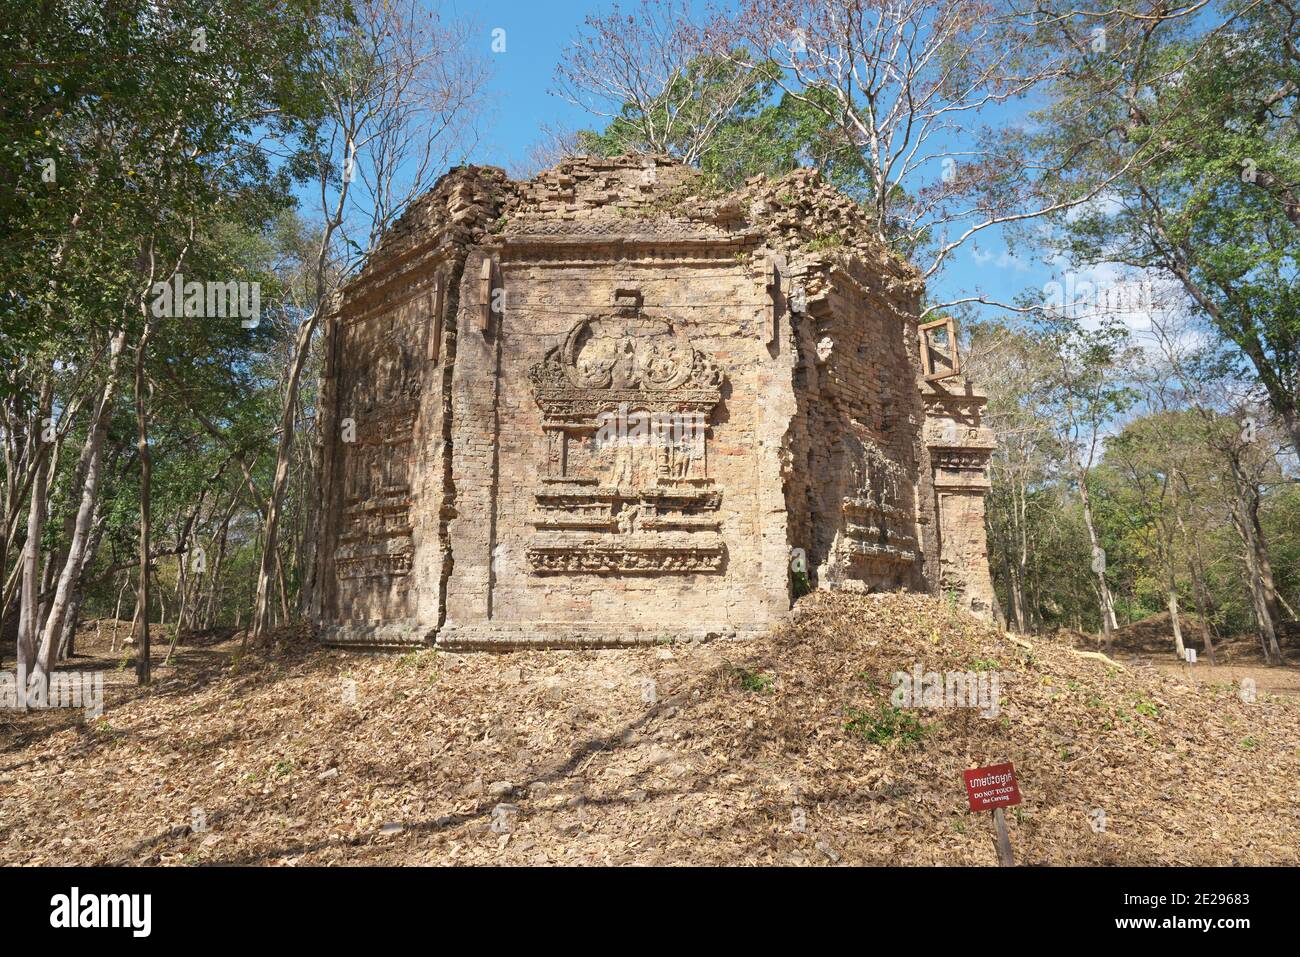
[1039,262,1184,338]
[1064,191,1126,223]
[970,243,1031,271]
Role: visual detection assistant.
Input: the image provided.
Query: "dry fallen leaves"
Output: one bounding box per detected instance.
[1,592,1297,866]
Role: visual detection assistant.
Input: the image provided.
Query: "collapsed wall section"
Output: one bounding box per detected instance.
[782,256,931,593]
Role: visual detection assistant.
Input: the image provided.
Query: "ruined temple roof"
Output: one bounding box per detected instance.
[358,154,919,299]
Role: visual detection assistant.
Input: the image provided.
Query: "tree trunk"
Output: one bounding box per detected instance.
[126,578,143,657]
[15,377,53,696]
[16,418,50,697]
[134,321,155,685]
[1077,478,1117,650]
[1277,399,1300,467]
[1242,540,1281,664]
[1233,498,1283,664]
[205,500,235,628]
[1176,506,1217,664]
[1188,549,1216,664]
[251,307,323,644]
[1224,450,1283,663]
[31,332,127,692]
[297,437,322,618]
[174,549,190,636]
[56,510,106,660]
[1248,499,1284,643]
[1168,586,1185,660]
[1015,477,1030,631]
[111,574,130,653]
[1009,569,1027,633]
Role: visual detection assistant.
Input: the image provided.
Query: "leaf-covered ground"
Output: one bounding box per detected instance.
[1060,610,1300,700]
[2,593,1297,865]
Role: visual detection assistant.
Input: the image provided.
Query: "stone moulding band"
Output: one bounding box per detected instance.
[525,542,726,574]
[335,552,413,580]
[532,390,720,421]
[435,624,741,650]
[843,542,918,565]
[319,621,429,648]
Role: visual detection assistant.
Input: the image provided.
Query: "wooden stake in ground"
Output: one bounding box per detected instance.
[963,763,1022,867]
[992,807,1014,866]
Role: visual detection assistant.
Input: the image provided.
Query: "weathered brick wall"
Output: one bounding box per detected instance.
[782,257,929,594]
[316,156,996,648]
[315,167,511,646]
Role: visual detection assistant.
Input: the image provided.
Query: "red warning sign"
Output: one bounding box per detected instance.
[963,763,1022,812]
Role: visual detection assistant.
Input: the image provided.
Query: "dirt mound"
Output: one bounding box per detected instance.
[1059,611,1214,660]
[1111,611,1210,656]
[1067,610,1293,665]
[171,626,241,648]
[2,593,1297,866]
[70,618,135,652]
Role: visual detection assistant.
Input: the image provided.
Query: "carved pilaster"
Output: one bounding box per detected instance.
[922,379,997,616]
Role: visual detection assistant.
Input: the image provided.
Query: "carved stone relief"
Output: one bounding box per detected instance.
[836,427,918,573]
[526,312,726,574]
[334,335,421,593]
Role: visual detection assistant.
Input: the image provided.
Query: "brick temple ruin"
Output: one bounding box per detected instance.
[313,155,996,648]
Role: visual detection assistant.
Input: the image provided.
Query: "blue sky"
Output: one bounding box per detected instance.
[443,1,1131,332]
[461,0,591,167]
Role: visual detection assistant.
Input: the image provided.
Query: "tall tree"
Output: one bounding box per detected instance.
[1033,314,1135,648]
[554,0,770,166]
[2,0,330,684]
[1030,0,1300,456]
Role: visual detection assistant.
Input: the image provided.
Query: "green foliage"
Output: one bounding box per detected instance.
[0,1,356,648]
[1031,2,1300,453]
[735,668,774,694]
[1133,698,1160,719]
[791,567,811,598]
[575,53,772,163]
[573,55,872,196]
[969,316,1132,633]
[804,234,846,252]
[845,704,927,748]
[701,86,873,197]
[397,650,437,672]
[971,308,1298,642]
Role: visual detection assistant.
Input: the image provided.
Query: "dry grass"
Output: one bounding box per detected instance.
[2,592,1297,866]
